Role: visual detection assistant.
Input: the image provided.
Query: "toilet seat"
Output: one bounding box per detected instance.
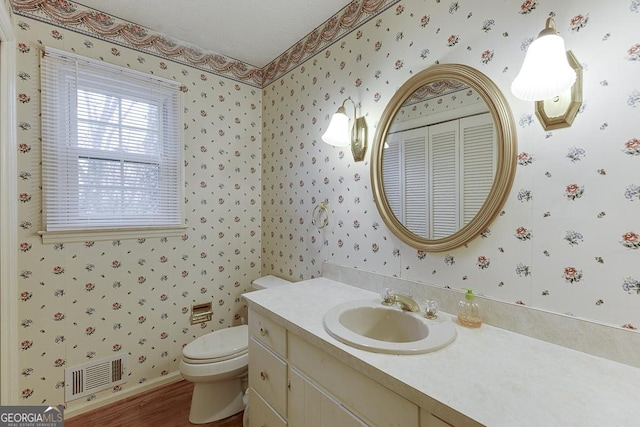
[182,348,247,364]
[182,324,248,364]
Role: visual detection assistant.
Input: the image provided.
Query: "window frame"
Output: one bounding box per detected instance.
[40,47,186,243]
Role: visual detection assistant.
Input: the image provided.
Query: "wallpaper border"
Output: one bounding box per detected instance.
[261,0,400,86]
[10,0,401,88]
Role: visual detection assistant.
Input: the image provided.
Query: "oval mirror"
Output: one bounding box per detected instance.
[371,64,517,252]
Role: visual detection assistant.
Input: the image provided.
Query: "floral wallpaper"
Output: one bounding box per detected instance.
[14,17,261,407]
[9,0,640,411]
[10,0,399,409]
[262,0,640,332]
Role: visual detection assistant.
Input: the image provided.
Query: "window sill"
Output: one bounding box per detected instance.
[39,226,188,244]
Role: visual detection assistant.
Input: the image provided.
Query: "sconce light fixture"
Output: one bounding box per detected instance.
[322,97,368,162]
[511,17,583,130]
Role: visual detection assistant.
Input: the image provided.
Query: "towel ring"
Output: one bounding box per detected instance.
[312,201,329,229]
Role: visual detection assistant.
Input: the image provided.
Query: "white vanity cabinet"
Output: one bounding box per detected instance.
[244,277,640,427]
[248,307,480,427]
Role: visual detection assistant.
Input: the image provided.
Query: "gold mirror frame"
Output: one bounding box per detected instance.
[371,64,517,252]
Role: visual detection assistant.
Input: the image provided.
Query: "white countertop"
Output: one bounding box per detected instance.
[243,278,640,427]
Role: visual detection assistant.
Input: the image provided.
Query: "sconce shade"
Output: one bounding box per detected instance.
[511,18,576,101]
[322,105,351,147]
[323,97,368,161]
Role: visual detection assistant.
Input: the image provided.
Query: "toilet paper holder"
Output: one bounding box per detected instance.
[190,302,213,324]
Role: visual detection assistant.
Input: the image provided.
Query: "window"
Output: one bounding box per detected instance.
[40,47,183,237]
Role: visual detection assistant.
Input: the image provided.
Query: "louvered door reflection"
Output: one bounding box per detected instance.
[461,115,496,225]
[380,112,495,241]
[382,132,403,223]
[428,121,459,239]
[403,130,428,239]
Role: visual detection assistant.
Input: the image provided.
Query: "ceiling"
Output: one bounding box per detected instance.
[75,0,353,68]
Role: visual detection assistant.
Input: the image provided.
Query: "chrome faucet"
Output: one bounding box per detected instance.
[381,288,420,313]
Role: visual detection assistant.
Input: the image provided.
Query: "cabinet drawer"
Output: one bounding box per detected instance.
[249,337,287,418]
[249,308,287,357]
[249,387,287,427]
[289,333,418,427]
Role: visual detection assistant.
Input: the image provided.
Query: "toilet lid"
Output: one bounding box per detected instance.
[183,324,248,361]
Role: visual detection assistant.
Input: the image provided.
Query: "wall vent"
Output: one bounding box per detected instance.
[65,353,127,401]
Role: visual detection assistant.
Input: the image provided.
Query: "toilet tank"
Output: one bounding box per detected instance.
[251,275,291,291]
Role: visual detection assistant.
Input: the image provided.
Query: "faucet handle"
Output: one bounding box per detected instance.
[424,299,439,319]
[381,288,395,305]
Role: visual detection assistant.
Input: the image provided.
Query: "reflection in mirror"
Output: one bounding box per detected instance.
[371,64,517,252]
[382,81,495,239]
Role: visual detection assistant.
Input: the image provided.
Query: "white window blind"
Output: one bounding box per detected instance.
[41,47,183,232]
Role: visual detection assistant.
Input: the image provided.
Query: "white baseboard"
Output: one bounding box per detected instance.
[65,371,183,419]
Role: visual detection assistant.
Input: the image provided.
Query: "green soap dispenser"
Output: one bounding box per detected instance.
[457,288,482,328]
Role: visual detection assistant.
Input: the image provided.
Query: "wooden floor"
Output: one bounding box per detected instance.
[65,379,244,427]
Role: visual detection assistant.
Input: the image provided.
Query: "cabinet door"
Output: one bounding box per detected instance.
[420,406,484,427]
[423,413,456,427]
[288,367,368,427]
[289,334,418,427]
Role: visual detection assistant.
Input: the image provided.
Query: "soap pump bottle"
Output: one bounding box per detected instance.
[457,288,482,328]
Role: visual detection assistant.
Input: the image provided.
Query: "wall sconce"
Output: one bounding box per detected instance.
[511,17,583,130]
[322,97,368,162]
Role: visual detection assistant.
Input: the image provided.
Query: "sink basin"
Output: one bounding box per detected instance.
[323,298,456,354]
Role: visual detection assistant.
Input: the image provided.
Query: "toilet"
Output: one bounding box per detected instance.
[179,275,291,424]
